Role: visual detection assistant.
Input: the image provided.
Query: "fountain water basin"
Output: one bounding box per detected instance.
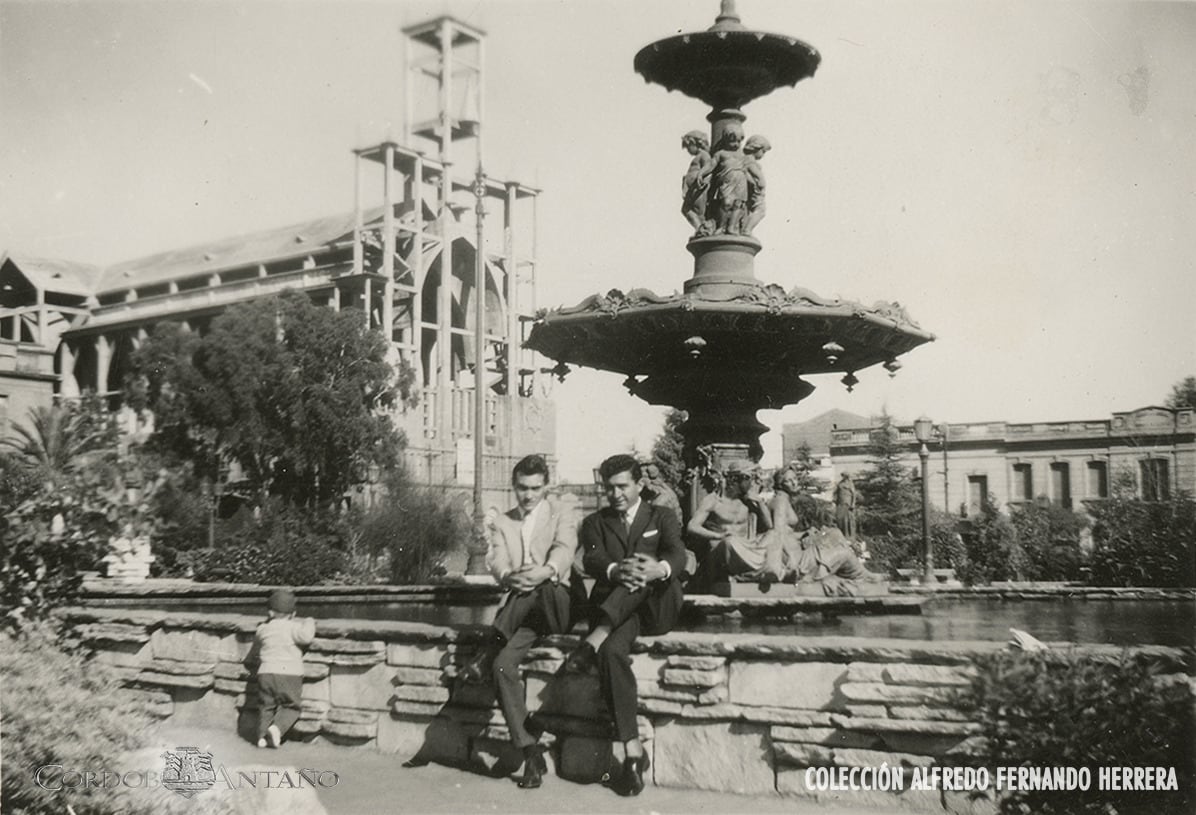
[78,579,1196,647]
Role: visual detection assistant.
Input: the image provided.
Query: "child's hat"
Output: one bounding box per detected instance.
[267,588,296,613]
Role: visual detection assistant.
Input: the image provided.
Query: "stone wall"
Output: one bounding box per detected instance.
[63,607,1191,813]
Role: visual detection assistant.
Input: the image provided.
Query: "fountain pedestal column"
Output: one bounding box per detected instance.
[679,407,768,464]
[685,235,762,298]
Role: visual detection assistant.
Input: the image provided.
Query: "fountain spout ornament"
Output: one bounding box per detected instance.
[527,1,934,476]
[634,0,821,297]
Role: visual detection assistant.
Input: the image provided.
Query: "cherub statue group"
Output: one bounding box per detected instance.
[681,123,770,237]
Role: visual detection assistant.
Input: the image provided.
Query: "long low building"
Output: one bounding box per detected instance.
[0,193,553,512]
[784,406,1195,515]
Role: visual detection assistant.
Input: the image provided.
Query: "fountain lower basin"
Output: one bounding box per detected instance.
[80,579,1194,646]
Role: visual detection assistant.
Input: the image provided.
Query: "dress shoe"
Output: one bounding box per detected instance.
[516,749,547,789]
[615,753,649,797]
[561,641,598,674]
[523,713,546,739]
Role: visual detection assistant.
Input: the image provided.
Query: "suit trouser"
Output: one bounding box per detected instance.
[594,579,683,742]
[256,673,303,739]
[491,582,571,749]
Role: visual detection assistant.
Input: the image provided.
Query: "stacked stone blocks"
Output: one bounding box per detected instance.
[65,608,1191,814]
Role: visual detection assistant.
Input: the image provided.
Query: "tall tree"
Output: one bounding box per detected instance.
[127,291,411,507]
[1164,375,1196,411]
[854,411,921,541]
[650,408,688,499]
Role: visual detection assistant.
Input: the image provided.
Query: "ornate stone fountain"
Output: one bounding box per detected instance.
[527,0,933,472]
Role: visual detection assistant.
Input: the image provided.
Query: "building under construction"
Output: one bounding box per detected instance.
[0,17,554,508]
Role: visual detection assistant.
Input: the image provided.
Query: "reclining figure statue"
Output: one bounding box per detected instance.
[687,464,884,596]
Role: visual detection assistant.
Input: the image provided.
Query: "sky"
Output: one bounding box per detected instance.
[2,0,1194,482]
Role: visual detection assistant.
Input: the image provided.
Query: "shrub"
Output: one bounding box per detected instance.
[0,624,156,815]
[1009,500,1088,581]
[791,494,828,532]
[1,458,162,632]
[860,511,961,578]
[357,472,468,584]
[0,455,41,512]
[932,520,968,574]
[1,626,246,815]
[970,649,1194,814]
[181,468,471,586]
[859,531,913,576]
[382,499,460,583]
[143,458,215,577]
[1087,493,1195,587]
[956,501,1021,585]
[333,516,391,585]
[185,500,347,584]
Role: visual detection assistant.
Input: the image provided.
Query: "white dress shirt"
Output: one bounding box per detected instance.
[520,498,546,567]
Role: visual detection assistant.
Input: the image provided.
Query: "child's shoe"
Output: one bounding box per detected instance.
[256,737,268,748]
[266,724,282,748]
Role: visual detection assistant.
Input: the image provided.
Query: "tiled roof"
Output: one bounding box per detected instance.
[0,252,100,297]
[96,208,383,293]
[5,207,388,298]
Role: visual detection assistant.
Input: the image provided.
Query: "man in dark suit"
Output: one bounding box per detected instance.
[563,454,686,796]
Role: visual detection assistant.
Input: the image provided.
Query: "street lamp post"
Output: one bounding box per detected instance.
[913,415,934,586]
[940,424,949,517]
[469,165,488,575]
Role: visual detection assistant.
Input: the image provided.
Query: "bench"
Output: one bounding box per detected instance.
[895,567,962,587]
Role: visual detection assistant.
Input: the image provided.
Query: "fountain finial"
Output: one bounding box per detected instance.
[711,0,744,31]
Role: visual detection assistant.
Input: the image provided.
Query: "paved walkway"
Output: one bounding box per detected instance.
[147,722,897,815]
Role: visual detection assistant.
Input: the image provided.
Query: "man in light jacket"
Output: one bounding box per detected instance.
[461,453,577,789]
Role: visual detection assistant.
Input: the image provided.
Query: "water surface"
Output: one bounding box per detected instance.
[89,595,1194,647]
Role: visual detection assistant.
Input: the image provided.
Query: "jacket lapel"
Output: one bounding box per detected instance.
[603,507,628,553]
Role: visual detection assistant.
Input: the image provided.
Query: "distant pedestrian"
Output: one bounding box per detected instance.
[252,588,315,748]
